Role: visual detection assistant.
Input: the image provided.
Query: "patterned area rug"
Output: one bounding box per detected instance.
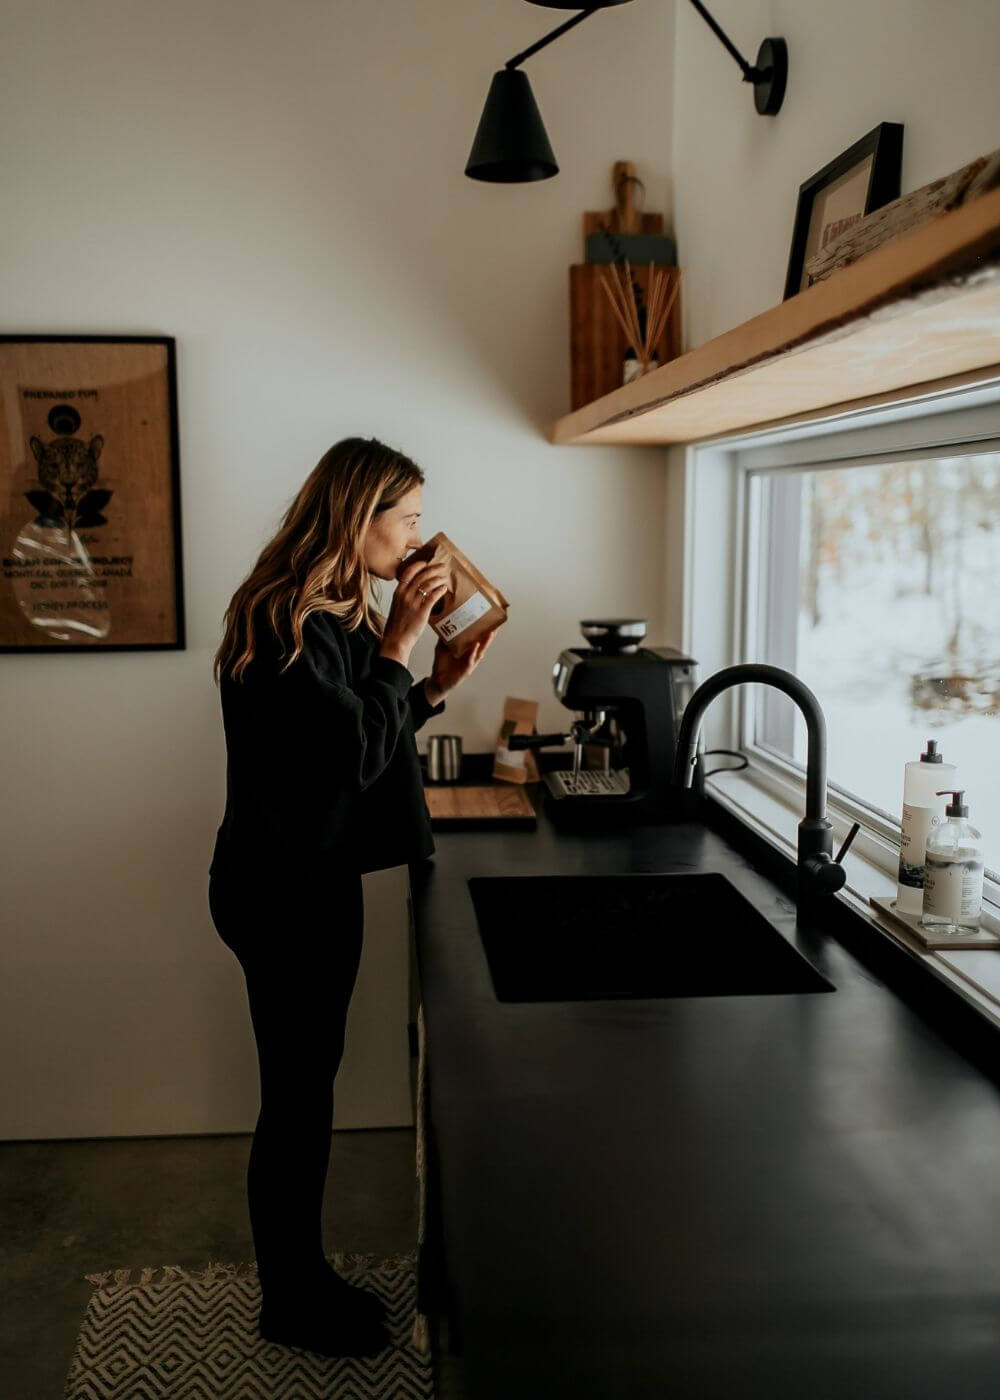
[64,1251,433,1399]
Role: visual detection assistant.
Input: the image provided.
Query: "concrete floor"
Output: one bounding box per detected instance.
[0,1128,418,1399]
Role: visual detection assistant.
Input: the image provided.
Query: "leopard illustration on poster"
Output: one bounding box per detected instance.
[27,409,110,532]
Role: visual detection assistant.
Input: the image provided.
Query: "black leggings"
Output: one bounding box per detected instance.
[208,871,365,1300]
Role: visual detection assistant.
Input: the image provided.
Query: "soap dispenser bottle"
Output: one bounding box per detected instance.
[896,740,956,915]
[921,791,984,932]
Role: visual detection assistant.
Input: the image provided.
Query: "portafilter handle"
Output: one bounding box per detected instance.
[507,731,572,751]
[507,711,610,751]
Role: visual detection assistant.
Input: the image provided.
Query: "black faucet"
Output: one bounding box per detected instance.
[674,664,858,905]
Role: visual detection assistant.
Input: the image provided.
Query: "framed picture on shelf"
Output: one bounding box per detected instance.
[783,123,904,299]
[0,335,184,652]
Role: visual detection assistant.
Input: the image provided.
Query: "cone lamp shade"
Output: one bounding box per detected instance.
[465,69,558,182]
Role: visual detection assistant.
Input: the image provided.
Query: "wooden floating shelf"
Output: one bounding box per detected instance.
[549,187,1000,446]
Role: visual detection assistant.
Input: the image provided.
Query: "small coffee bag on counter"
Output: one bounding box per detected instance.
[407,531,508,656]
[493,696,541,784]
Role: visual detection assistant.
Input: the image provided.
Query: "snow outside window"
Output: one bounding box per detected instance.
[744,449,1000,883]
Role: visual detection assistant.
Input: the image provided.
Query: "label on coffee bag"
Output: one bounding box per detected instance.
[437,590,491,641]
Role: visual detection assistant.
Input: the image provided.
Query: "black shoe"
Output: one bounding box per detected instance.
[326,1274,389,1326]
[258,1299,391,1359]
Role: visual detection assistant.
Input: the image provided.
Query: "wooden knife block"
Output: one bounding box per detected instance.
[569,263,682,411]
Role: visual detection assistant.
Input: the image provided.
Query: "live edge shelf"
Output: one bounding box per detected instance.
[549,187,1000,447]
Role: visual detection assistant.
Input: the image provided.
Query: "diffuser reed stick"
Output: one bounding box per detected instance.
[598,261,683,377]
[598,267,640,353]
[643,266,681,365]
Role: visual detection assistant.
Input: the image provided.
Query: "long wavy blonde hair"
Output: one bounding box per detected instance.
[214,437,424,683]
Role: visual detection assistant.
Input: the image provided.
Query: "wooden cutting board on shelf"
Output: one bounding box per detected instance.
[583,160,676,263]
[571,160,681,410]
[570,263,682,410]
[423,784,537,830]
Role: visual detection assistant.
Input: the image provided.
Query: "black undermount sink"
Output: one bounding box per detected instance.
[467,874,834,1003]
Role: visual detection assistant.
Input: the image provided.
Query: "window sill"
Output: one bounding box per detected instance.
[707,767,1000,1030]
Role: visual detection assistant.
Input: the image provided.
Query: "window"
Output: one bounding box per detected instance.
[683,380,1000,900]
[744,448,1000,882]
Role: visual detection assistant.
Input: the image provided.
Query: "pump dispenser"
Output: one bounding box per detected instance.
[921,791,985,931]
[896,740,956,915]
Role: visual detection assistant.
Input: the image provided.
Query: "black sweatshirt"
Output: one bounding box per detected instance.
[209,611,445,887]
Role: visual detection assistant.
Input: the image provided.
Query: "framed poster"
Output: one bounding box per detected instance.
[783,123,904,299]
[0,335,184,651]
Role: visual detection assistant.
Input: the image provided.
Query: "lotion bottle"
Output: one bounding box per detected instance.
[921,791,984,932]
[896,740,956,915]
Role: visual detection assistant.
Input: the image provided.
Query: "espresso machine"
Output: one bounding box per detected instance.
[508,619,699,819]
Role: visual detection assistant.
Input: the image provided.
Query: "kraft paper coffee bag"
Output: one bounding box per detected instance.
[493,696,541,785]
[407,532,508,656]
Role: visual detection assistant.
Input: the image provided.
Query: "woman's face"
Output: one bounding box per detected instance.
[362,485,423,581]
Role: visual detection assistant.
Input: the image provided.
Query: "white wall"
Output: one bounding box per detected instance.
[0,0,676,1139]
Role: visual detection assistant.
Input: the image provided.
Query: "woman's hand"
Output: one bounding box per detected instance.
[424,628,498,705]
[379,558,451,669]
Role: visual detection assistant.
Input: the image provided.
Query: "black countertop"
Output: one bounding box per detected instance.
[410,793,1000,1399]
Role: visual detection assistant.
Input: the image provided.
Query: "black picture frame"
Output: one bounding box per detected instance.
[0,334,184,652]
[783,123,904,300]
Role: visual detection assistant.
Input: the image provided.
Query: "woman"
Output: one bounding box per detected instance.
[208,436,494,1358]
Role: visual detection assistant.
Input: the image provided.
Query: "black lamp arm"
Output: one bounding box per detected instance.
[505,6,602,71]
[688,0,764,82]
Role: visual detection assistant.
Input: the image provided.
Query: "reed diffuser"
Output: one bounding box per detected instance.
[598,260,681,380]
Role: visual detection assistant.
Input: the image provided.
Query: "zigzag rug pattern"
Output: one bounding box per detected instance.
[64,1251,433,1399]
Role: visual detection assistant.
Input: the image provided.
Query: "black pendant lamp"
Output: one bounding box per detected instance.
[465,1,787,185]
[466,3,631,183]
[465,68,558,183]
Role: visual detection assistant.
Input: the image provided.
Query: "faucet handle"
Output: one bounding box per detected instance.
[834,821,861,865]
[804,854,848,894]
[801,820,861,899]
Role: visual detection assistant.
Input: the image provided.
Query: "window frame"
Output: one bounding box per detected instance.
[682,375,1000,913]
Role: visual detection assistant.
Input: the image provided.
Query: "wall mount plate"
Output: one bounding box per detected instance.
[754,37,788,115]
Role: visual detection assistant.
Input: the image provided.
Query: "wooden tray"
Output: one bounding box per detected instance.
[423,783,537,830]
[869,895,1000,950]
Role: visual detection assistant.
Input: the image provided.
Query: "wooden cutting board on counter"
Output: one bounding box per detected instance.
[423,784,537,830]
